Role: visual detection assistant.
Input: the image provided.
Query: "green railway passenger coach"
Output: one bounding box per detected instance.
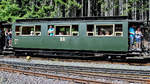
[12,16,132,57]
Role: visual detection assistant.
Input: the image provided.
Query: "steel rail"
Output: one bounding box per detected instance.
[0,60,150,76]
[0,67,110,84]
[0,62,150,83]
[1,63,150,80]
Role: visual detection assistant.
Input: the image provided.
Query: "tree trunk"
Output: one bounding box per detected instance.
[88,0,91,16]
[149,0,150,20]
[50,0,53,6]
[134,1,136,20]
[119,0,123,15]
[104,0,108,16]
[81,0,84,16]
[109,0,113,16]
[125,0,128,16]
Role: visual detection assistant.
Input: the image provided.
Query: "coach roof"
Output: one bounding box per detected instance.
[16,16,128,22]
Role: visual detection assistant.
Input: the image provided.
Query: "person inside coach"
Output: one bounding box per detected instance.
[135,27,143,50]
[48,25,54,36]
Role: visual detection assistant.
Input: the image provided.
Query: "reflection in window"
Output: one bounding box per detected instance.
[87,25,94,36]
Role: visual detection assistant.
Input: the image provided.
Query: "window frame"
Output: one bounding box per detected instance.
[87,24,123,37]
[53,25,79,36]
[54,25,71,36]
[86,24,95,36]
[34,25,41,36]
[15,26,21,36]
[71,25,79,36]
[21,26,35,36]
[15,25,41,36]
[114,24,123,37]
[95,24,115,37]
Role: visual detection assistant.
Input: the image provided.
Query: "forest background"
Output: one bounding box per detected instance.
[0,0,149,22]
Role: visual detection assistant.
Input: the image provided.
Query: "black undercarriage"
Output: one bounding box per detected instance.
[11,47,148,59]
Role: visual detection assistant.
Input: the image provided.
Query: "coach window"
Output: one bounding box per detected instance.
[15,26,21,36]
[35,25,41,36]
[22,26,35,36]
[48,25,54,36]
[96,25,114,36]
[96,25,104,36]
[21,25,41,36]
[115,24,123,36]
[55,25,71,36]
[71,25,79,36]
[87,25,94,36]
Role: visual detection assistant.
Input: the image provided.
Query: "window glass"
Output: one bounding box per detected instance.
[86,24,123,37]
[35,25,41,36]
[15,25,41,36]
[87,25,94,36]
[96,26,105,36]
[96,25,113,36]
[15,26,21,36]
[115,24,123,36]
[55,26,70,36]
[22,26,34,36]
[15,26,20,32]
[72,25,79,36]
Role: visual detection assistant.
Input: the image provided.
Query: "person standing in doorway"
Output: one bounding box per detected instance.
[129,25,136,50]
[8,30,12,47]
[135,27,143,50]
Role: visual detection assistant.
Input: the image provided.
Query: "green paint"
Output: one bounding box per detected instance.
[12,20,128,52]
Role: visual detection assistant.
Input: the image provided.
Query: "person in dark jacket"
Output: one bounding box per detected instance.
[0,30,5,50]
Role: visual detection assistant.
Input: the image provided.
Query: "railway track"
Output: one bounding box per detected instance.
[0,67,107,84]
[0,60,150,76]
[0,60,150,83]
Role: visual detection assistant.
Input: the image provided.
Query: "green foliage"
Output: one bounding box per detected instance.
[98,0,149,16]
[0,0,82,22]
[54,0,81,17]
[0,0,149,22]
[60,28,65,31]
[64,0,82,17]
[0,0,20,22]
